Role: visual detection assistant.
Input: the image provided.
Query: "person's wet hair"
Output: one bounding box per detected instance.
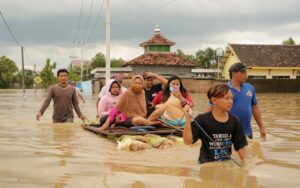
[207,84,230,103]
[57,69,69,77]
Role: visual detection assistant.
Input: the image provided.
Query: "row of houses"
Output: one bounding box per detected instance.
[74,26,300,80]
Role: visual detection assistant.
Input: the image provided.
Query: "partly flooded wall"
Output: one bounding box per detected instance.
[94,78,300,93]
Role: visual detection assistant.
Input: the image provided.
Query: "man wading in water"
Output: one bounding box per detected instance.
[36,69,87,123]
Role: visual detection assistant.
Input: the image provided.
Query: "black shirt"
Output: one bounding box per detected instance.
[144,83,162,102]
[192,112,248,164]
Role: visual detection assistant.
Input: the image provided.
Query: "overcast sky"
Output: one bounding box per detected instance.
[1,0,300,71]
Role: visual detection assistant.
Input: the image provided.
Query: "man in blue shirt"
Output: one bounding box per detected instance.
[208,63,266,138]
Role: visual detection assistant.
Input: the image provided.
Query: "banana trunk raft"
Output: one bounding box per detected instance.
[81,123,184,151]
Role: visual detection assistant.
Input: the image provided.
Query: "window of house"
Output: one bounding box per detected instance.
[272,76,290,79]
[248,76,266,79]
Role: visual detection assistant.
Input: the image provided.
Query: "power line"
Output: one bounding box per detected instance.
[81,0,95,40]
[0,11,34,69]
[86,0,104,42]
[0,11,22,47]
[24,47,33,66]
[73,0,85,45]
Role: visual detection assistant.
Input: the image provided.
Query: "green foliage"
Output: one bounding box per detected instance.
[91,52,105,68]
[195,48,217,68]
[175,48,217,68]
[40,58,57,89]
[67,64,81,82]
[0,56,18,88]
[282,37,296,45]
[68,63,93,82]
[175,49,196,63]
[91,51,125,69]
[111,58,125,67]
[14,69,35,88]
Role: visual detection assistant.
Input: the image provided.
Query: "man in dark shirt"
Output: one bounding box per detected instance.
[143,71,167,102]
[36,69,87,123]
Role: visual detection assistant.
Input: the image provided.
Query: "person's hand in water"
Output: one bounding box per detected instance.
[36,112,42,121]
[260,128,266,139]
[80,115,87,122]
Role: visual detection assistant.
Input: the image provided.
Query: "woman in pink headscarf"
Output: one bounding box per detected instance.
[98,79,123,117]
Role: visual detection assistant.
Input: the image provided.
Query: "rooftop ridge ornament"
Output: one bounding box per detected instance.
[154,25,160,34]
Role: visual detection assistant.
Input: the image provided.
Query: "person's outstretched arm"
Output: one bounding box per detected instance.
[252,105,266,138]
[183,113,193,145]
[78,91,85,103]
[72,88,86,121]
[36,86,54,121]
[237,147,247,161]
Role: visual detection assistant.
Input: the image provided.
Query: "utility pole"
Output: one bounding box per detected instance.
[215,48,224,79]
[21,46,25,94]
[33,64,36,75]
[79,40,85,87]
[105,0,111,83]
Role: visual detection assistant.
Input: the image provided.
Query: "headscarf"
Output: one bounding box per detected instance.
[116,75,147,118]
[105,79,121,96]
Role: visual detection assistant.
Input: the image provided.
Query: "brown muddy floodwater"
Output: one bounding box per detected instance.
[0,89,299,188]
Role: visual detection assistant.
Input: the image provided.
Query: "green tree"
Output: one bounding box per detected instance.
[40,58,57,89]
[282,37,296,45]
[195,48,216,68]
[111,58,125,67]
[174,49,196,64]
[91,52,105,69]
[67,64,81,83]
[14,69,35,88]
[0,56,18,88]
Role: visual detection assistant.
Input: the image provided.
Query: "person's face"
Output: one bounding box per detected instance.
[58,72,68,84]
[145,78,154,88]
[232,71,248,83]
[169,79,180,89]
[131,78,143,93]
[212,90,233,112]
[110,83,120,95]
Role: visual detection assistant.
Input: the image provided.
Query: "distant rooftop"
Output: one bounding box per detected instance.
[124,53,195,67]
[71,60,91,68]
[139,26,175,47]
[224,44,300,67]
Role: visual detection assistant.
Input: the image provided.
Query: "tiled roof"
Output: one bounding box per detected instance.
[140,33,175,47]
[124,53,195,67]
[227,44,300,67]
[71,60,91,67]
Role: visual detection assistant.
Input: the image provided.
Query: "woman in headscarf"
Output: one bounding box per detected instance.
[99,75,160,130]
[98,79,123,117]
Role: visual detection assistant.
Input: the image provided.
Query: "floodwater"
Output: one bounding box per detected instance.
[0,89,299,188]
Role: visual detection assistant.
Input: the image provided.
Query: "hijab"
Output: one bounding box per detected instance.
[116,75,147,118]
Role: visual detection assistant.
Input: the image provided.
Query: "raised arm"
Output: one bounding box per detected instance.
[145,72,167,86]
